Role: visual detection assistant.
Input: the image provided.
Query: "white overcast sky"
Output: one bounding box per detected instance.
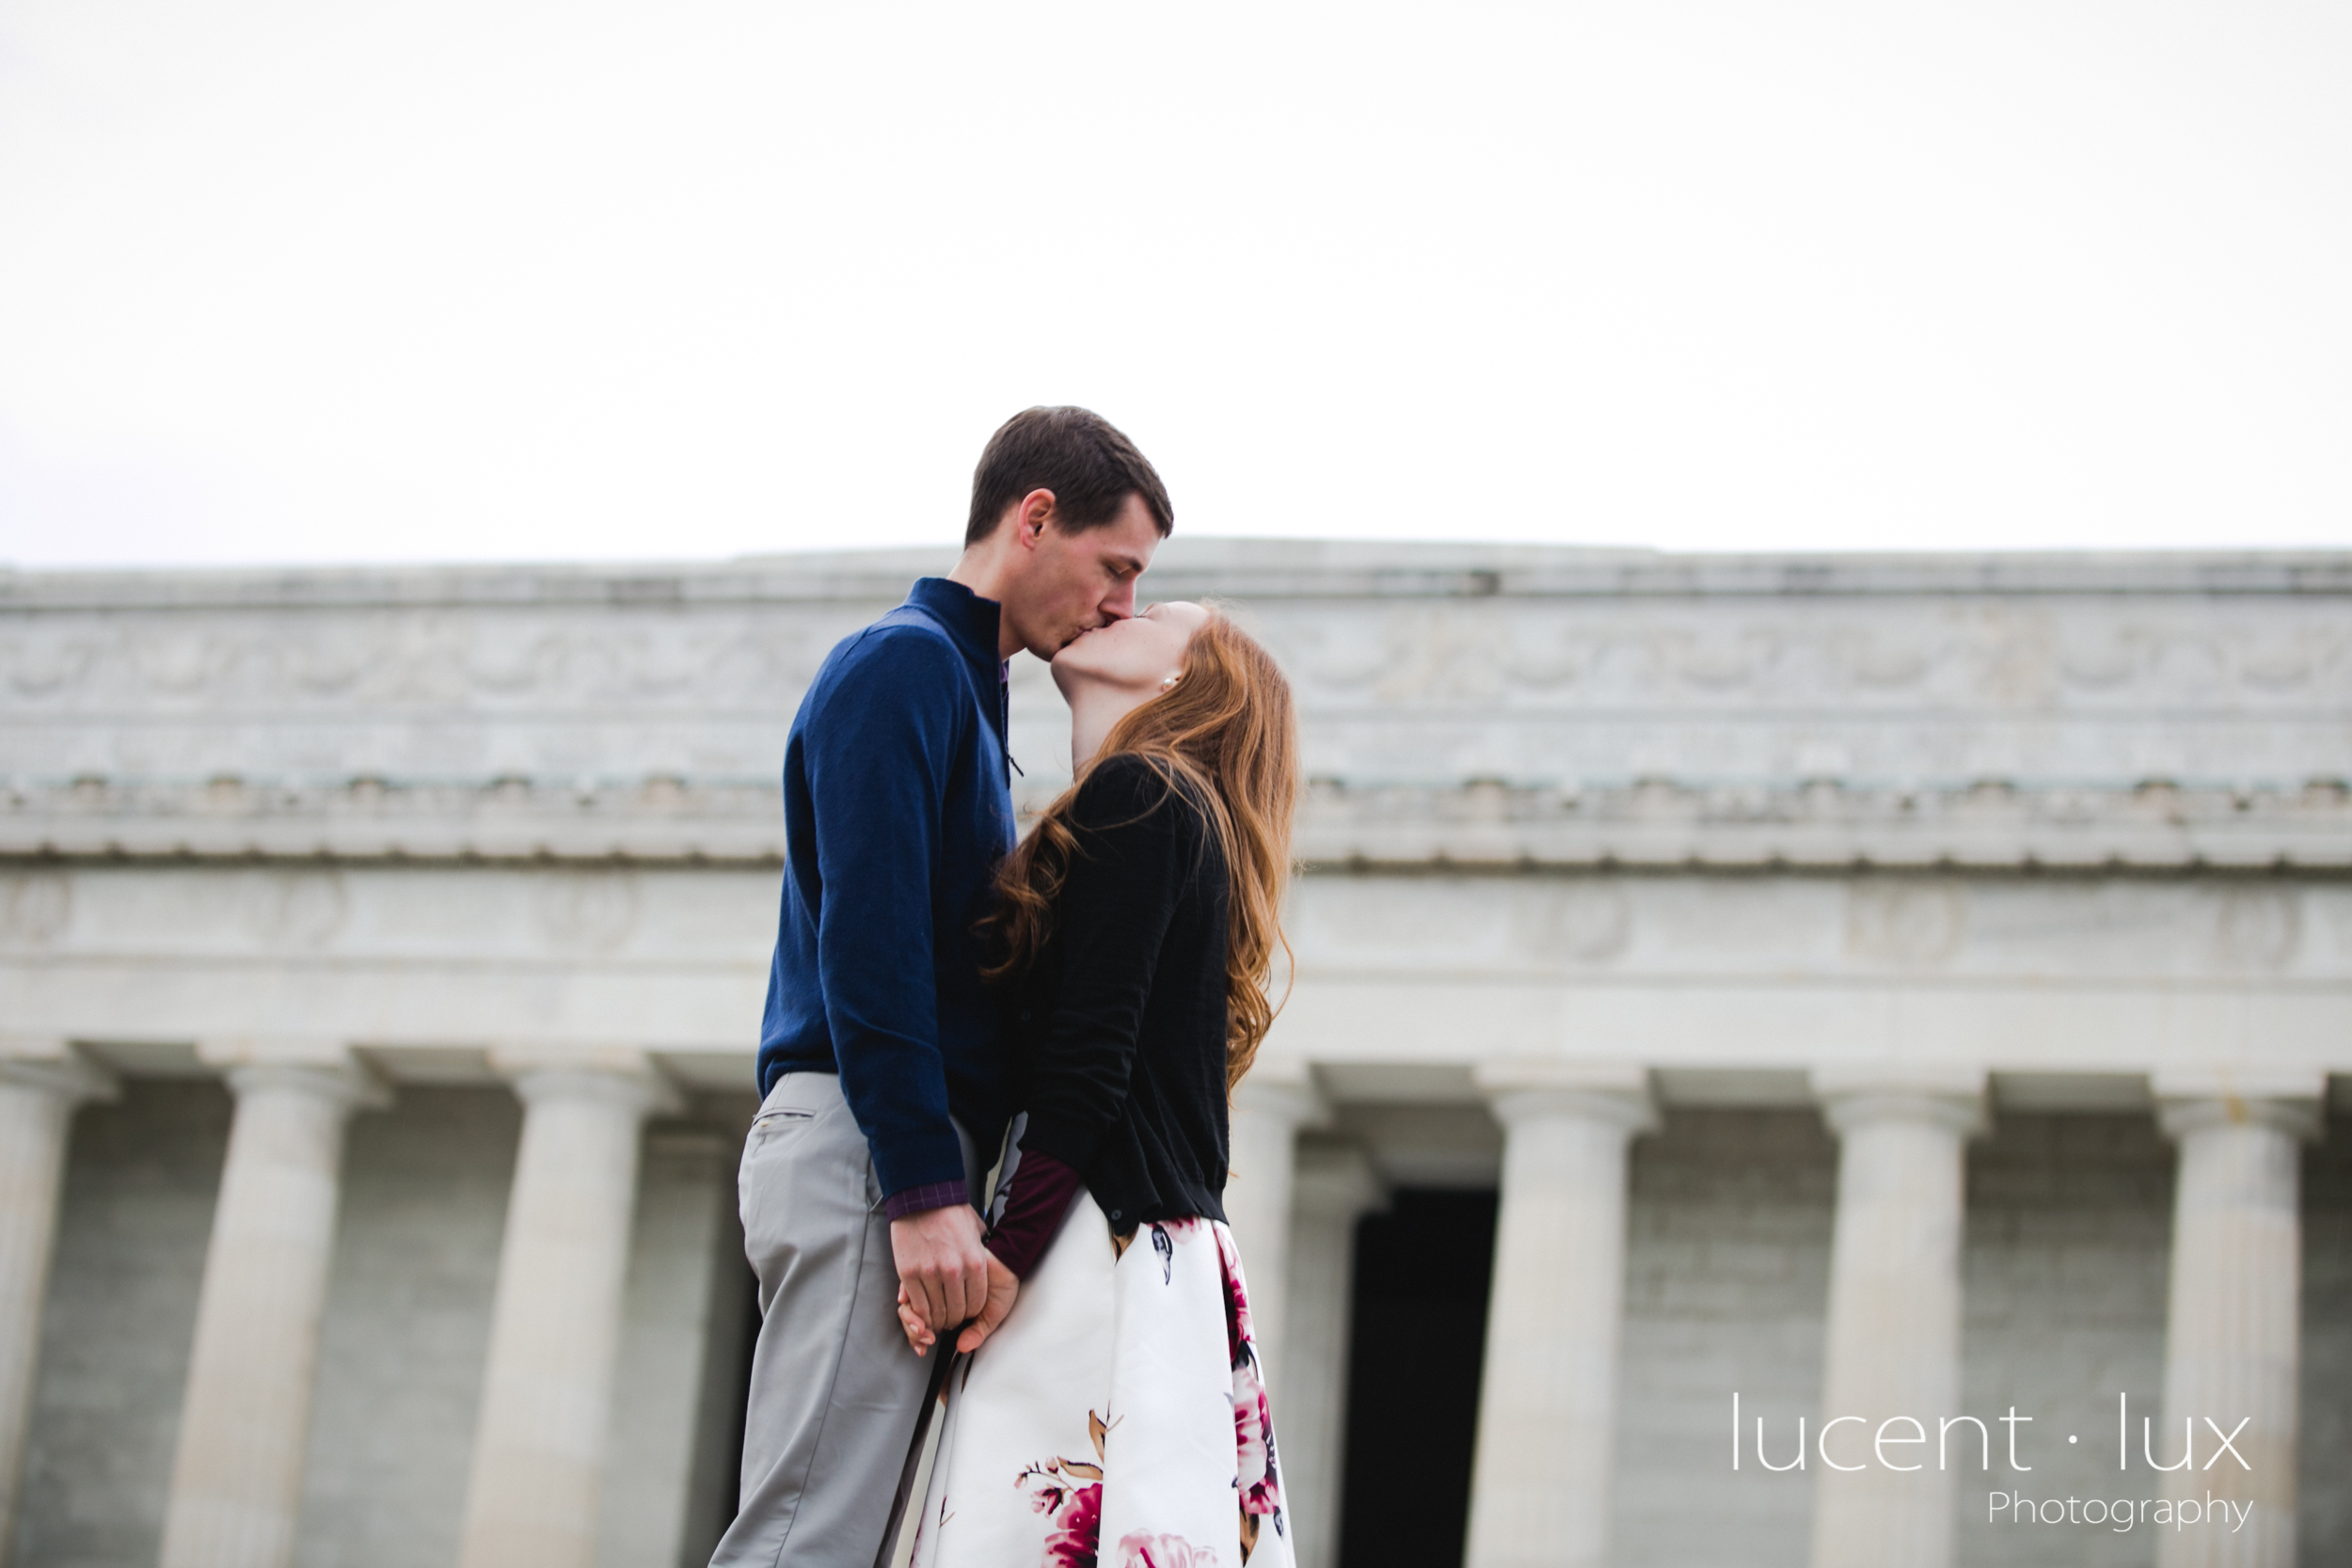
[1,3,2346,568]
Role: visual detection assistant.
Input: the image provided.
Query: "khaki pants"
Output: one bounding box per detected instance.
[709,1071,979,1568]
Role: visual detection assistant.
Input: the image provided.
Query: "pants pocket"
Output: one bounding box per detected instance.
[739,1107,818,1235]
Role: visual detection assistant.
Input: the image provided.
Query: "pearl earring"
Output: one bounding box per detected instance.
[1161,673,1180,689]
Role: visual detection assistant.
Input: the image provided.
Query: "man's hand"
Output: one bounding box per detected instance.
[896,1254,1020,1358]
[889,1201,991,1338]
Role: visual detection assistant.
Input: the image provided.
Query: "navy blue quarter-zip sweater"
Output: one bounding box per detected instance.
[757,577,1017,1207]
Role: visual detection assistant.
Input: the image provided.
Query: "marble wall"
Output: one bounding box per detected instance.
[13,1088,749,1568]
[17,1082,226,1568]
[1953,1115,2174,1568]
[1612,1109,1837,1568]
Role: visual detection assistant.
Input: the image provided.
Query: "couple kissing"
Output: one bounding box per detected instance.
[711,407,1302,1568]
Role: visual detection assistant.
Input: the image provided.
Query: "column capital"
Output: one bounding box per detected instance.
[0,1037,118,1104]
[1292,1141,1387,1221]
[1232,1056,1328,1130]
[200,1038,390,1112]
[2153,1070,2325,1142]
[1810,1067,1987,1138]
[224,1061,392,1114]
[492,1048,683,1119]
[1473,1061,1657,1133]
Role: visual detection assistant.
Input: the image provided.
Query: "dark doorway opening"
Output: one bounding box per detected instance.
[1335,1188,1498,1568]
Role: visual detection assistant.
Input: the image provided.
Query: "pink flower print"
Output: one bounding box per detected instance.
[1041,1481,1102,1568]
[1115,1530,1221,1568]
[1234,1392,1278,1508]
[1225,1243,1285,1560]
[1215,1228,1255,1368]
[1233,1370,1282,1524]
[1017,1411,1116,1568]
[1017,1458,1103,1568]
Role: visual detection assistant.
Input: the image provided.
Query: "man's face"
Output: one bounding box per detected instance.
[1004,492,1164,660]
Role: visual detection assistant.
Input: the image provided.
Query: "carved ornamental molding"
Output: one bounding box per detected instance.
[4,543,2345,868]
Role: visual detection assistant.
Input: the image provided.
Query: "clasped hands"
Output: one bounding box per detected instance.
[889,1201,1018,1358]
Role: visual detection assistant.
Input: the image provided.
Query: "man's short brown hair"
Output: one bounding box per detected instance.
[964,406,1174,547]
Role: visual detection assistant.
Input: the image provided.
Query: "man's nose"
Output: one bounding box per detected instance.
[1100,580,1139,621]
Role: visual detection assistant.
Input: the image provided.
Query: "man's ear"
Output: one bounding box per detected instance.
[1014,489,1057,550]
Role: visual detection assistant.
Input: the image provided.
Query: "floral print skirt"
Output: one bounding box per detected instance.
[910,1191,1294,1568]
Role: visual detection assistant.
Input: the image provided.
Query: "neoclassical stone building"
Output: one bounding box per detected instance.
[0,542,2345,1568]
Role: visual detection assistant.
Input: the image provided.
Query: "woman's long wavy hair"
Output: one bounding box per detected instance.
[983,608,1300,1094]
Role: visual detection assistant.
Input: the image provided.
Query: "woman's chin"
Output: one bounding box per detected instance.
[1049,643,1122,686]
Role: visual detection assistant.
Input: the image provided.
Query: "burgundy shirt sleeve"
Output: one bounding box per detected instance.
[984,1149,1085,1279]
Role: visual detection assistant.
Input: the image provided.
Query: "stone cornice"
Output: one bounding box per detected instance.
[6,775,2347,868]
[7,542,2351,611]
[1294,778,2352,869]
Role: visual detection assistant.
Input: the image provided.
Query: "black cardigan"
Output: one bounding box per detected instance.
[1009,752,1232,1231]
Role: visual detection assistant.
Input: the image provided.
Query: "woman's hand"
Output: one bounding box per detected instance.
[956,1254,1020,1354]
[896,1253,1022,1357]
[896,1282,939,1356]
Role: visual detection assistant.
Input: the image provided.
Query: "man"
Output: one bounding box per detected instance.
[711,406,1173,1568]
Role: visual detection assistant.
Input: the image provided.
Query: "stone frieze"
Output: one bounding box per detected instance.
[3,544,2345,868]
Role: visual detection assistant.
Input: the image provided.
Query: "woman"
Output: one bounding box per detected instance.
[898,599,1301,1568]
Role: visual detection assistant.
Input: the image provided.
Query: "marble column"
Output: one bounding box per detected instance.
[1226,1060,1326,1397]
[2153,1079,2323,1568]
[0,1041,114,1568]
[1282,1142,1384,1568]
[1807,1072,1985,1568]
[159,1053,388,1568]
[455,1058,678,1568]
[1462,1064,1655,1568]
